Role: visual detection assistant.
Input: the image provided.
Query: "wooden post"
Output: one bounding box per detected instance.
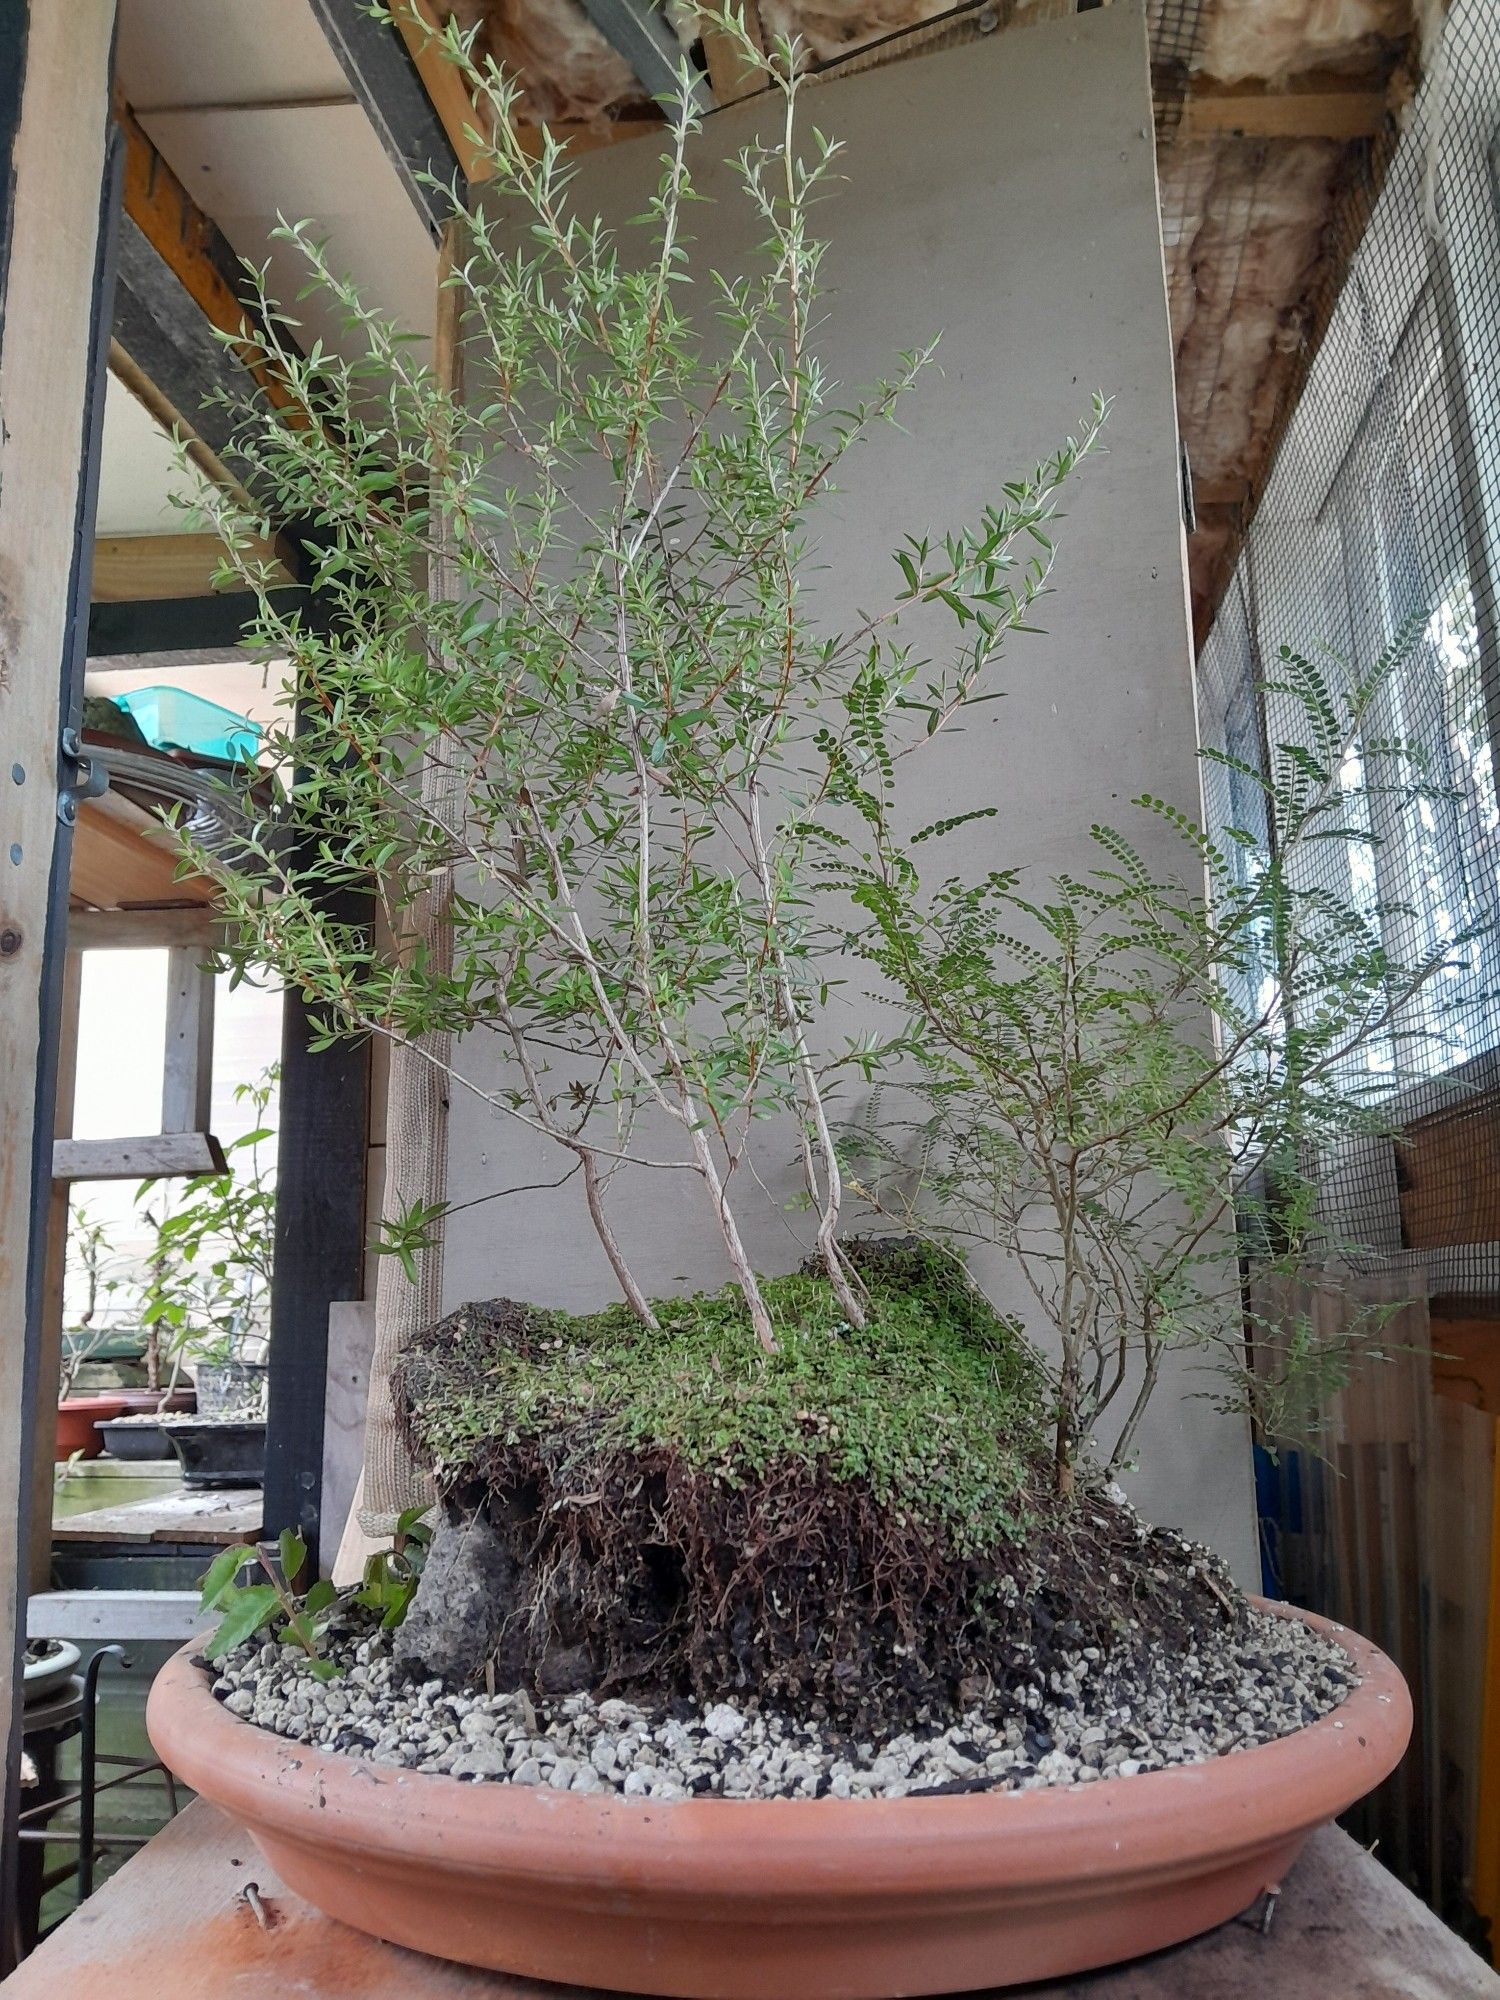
[26,950,83,1600]
[161,946,216,1135]
[0,0,118,1968]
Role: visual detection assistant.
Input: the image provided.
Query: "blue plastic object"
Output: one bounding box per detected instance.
[113,684,262,764]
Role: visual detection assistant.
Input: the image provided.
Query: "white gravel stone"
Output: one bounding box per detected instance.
[208,1597,1357,1806]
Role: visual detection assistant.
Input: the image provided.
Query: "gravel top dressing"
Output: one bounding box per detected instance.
[209,1596,1356,1803]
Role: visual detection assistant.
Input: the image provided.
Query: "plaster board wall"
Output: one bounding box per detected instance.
[441,1,1259,1578]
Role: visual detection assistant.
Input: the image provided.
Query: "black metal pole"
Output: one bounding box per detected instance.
[261,606,373,1575]
[76,1645,127,1905]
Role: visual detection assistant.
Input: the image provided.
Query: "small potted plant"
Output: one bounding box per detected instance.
[23,1637,81,1706]
[141,1071,278,1486]
[55,1202,130,1459]
[148,17,1436,1995]
[89,1199,199,1461]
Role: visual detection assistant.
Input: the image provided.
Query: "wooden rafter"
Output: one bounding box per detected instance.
[88,587,306,660]
[390,0,496,183]
[698,2,766,106]
[1178,71,1391,143]
[91,532,294,604]
[116,96,300,421]
[576,0,710,115]
[111,94,316,588]
[306,0,462,240]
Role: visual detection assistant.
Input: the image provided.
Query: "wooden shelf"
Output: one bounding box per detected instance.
[68,788,216,914]
[51,1486,261,1547]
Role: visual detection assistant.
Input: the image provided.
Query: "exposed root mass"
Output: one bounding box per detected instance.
[392,1243,1256,1732]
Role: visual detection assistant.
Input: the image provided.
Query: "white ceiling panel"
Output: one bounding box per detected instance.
[117,0,351,111]
[136,99,436,353]
[118,0,436,354]
[96,372,215,537]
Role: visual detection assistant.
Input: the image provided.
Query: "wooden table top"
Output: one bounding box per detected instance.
[51,1486,262,1546]
[7,1800,1495,1999]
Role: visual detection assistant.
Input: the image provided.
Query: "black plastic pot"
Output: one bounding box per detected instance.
[95,1417,174,1461]
[163,1420,266,1488]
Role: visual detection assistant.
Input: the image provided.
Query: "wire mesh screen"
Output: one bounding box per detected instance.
[1145,0,1209,136]
[1199,0,1500,1283]
[1197,0,1500,1938]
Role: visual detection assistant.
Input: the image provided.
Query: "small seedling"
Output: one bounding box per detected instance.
[198,1512,431,1677]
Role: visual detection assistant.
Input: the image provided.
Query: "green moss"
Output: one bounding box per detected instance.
[405,1244,1050,1554]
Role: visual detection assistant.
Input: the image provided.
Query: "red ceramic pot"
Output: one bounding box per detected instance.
[147,1603,1410,1998]
[55,1394,129,1460]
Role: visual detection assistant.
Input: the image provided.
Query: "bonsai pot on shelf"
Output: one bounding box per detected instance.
[148,1605,1410,2000]
[96,1413,180,1462]
[96,1387,197,1460]
[55,1394,128,1461]
[161,1416,265,1488]
[24,1639,82,1706]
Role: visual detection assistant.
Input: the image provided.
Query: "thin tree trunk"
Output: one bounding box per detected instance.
[745,784,866,1326]
[683,1121,779,1353]
[581,1151,658,1329]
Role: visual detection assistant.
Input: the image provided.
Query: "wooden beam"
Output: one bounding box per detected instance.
[27,1589,206,1643]
[53,1132,228,1182]
[698,3,766,106]
[264,609,373,1573]
[162,945,216,1134]
[114,91,309,501]
[576,0,710,115]
[91,531,293,603]
[264,966,371,1572]
[1178,73,1391,142]
[389,0,495,184]
[307,0,461,241]
[0,1,118,1969]
[27,950,81,1596]
[67,906,226,951]
[116,98,299,418]
[87,584,306,658]
[111,100,315,541]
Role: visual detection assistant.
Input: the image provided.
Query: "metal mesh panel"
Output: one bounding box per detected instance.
[1199,11,1500,1931]
[1200,0,1500,1279]
[1146,0,1208,137]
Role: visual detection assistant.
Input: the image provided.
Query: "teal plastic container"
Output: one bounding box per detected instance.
[113,685,261,764]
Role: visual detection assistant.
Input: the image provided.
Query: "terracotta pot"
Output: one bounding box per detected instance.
[147,1603,1410,1999]
[55,1394,128,1460]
